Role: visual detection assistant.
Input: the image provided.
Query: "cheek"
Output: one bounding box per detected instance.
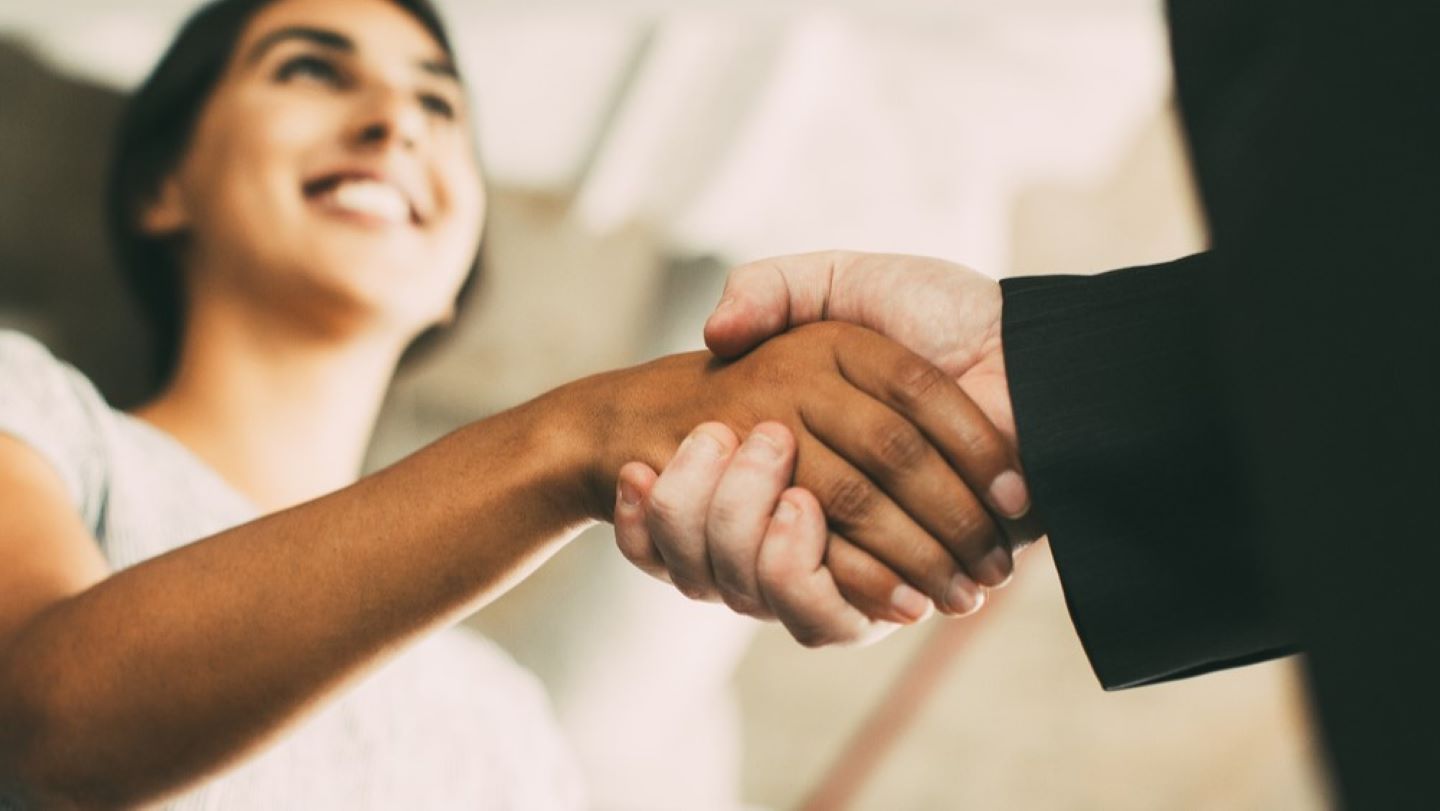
[449,148,486,225]
[436,158,487,268]
[182,97,329,243]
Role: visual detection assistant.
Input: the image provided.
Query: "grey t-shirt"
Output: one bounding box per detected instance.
[0,331,584,810]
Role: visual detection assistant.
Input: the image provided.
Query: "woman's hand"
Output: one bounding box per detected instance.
[573,321,1027,634]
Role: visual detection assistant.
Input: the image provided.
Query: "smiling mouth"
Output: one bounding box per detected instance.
[304,175,421,226]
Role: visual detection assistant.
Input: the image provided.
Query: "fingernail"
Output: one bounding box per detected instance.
[972,547,1013,588]
[988,471,1031,519]
[683,429,725,459]
[773,499,799,524]
[890,584,931,621]
[742,430,783,461]
[946,573,984,615]
[618,480,641,507]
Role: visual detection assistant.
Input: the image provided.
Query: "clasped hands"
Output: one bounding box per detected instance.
[610,251,1044,646]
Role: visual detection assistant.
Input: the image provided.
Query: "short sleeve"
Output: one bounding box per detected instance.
[0,330,109,528]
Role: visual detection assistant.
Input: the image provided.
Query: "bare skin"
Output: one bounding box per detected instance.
[0,323,1012,808]
[0,3,1015,806]
[616,251,1049,646]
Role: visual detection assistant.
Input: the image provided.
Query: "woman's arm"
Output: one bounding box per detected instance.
[0,323,1014,808]
[0,385,599,808]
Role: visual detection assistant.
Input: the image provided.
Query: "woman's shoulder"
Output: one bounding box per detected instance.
[0,328,63,369]
[0,329,112,522]
[0,329,113,433]
[0,329,106,396]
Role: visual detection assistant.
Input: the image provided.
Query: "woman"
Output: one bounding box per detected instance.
[0,0,1021,806]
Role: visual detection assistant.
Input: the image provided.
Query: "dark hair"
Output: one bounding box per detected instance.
[105,0,484,390]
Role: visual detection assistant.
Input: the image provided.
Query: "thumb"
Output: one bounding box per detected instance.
[703,252,842,358]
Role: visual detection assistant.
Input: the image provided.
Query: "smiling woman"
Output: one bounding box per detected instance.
[107,0,483,392]
[0,0,1025,807]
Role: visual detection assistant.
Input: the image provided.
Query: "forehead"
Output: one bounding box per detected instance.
[237,0,448,65]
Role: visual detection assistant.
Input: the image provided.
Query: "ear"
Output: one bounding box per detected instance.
[137,175,191,236]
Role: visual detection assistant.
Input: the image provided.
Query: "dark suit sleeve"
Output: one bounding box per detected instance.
[999,252,1296,689]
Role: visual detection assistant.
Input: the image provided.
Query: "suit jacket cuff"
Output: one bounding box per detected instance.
[1000,253,1295,688]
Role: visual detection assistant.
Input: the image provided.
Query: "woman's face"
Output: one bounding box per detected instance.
[145,0,484,340]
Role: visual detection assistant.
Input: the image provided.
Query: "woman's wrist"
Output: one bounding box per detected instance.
[549,353,712,523]
[510,369,634,525]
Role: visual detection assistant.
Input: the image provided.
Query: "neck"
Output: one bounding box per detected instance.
[134,297,407,513]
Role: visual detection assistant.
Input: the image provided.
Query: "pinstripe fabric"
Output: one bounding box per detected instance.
[1002,0,1440,803]
[1002,257,1294,689]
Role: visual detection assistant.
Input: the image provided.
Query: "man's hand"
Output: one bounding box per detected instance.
[615,251,1044,646]
[707,251,1017,445]
[584,320,1026,645]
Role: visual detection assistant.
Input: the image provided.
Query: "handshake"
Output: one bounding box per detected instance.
[602,250,1045,646]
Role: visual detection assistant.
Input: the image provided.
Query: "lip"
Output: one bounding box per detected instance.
[301,167,433,226]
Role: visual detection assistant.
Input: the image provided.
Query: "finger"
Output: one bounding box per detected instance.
[705,423,797,619]
[613,462,670,583]
[704,251,850,358]
[833,330,1032,523]
[757,488,897,647]
[645,422,740,601]
[825,535,945,622]
[793,434,979,614]
[800,382,1012,588]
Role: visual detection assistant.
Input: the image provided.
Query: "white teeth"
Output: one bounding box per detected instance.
[325,180,410,223]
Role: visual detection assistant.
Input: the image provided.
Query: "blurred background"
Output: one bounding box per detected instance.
[0,0,1331,808]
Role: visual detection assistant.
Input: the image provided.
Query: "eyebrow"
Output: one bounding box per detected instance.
[419,58,459,81]
[246,26,353,64]
[245,25,460,84]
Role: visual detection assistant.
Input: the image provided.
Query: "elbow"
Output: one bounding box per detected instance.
[0,683,76,809]
[0,728,131,810]
[0,669,132,810]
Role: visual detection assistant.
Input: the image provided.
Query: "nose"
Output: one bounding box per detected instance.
[348,86,425,153]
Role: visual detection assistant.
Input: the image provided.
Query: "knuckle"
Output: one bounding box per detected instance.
[719,588,767,618]
[823,475,879,527]
[958,426,1004,464]
[643,485,687,530]
[942,505,993,554]
[756,547,810,598]
[892,359,950,409]
[868,421,930,471]
[897,535,956,585]
[755,557,791,596]
[705,498,747,536]
[821,249,857,274]
[710,555,750,594]
[672,577,714,602]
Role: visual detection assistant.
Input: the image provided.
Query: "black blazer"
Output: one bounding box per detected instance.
[1000,0,1439,805]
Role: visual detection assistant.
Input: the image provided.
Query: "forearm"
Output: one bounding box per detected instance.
[0,384,601,808]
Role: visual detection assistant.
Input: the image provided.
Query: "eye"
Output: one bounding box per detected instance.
[275,54,346,86]
[419,93,456,120]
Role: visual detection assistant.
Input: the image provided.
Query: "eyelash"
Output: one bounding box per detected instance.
[276,54,346,86]
[274,55,458,121]
[419,94,456,120]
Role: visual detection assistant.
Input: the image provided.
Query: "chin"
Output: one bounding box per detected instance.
[241,257,437,342]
